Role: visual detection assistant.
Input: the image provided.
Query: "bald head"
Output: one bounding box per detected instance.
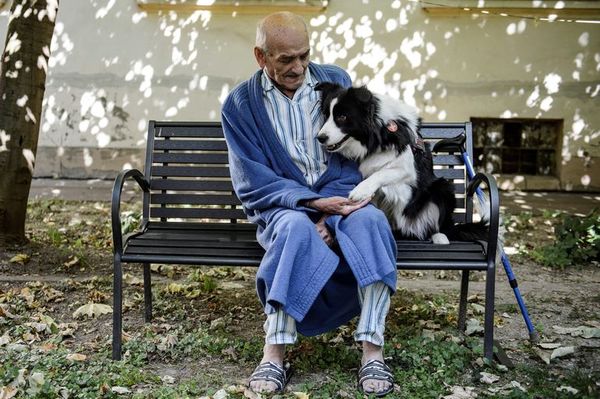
[256,12,309,53]
[254,12,311,99]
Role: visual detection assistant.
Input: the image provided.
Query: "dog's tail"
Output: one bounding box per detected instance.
[445,195,505,250]
[445,220,490,242]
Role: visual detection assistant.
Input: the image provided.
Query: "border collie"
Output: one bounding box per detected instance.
[315,82,488,244]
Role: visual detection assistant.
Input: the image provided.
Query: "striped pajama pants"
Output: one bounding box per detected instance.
[264,281,391,346]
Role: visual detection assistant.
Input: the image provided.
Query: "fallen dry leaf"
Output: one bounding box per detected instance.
[9,254,30,265]
[471,303,485,314]
[553,325,600,339]
[0,305,16,319]
[550,346,576,360]
[63,256,80,269]
[27,372,45,395]
[0,386,17,399]
[111,386,131,394]
[465,319,484,336]
[0,333,10,346]
[538,342,562,349]
[43,287,65,302]
[20,288,35,307]
[557,385,579,395]
[443,385,477,399]
[534,347,552,364]
[480,372,500,384]
[66,353,87,361]
[213,389,229,399]
[243,387,262,399]
[123,273,143,285]
[72,303,112,319]
[161,375,175,384]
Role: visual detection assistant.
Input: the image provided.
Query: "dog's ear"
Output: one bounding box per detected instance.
[315,82,344,114]
[315,82,342,95]
[351,86,373,104]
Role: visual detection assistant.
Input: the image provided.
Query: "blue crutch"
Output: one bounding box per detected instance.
[433,134,539,343]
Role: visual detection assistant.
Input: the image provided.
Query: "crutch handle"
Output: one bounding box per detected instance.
[432,133,466,153]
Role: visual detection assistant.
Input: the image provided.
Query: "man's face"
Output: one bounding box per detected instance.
[255,30,310,98]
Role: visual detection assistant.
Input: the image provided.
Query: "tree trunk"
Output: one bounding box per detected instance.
[0,0,59,245]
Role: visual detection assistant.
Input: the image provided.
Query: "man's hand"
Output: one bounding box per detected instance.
[307,196,371,216]
[315,214,334,246]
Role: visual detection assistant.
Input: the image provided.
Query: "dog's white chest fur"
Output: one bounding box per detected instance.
[354,147,443,240]
[352,148,415,214]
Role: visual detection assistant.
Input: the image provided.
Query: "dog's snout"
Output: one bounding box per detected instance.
[317,134,328,144]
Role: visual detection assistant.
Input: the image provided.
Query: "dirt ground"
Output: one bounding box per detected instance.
[1,193,599,397]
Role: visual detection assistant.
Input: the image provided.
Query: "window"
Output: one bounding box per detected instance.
[420,1,600,21]
[137,0,329,14]
[471,118,561,176]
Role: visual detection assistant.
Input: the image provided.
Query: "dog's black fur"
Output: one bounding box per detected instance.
[315,82,488,243]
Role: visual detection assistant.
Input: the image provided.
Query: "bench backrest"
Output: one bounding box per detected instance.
[143,121,474,224]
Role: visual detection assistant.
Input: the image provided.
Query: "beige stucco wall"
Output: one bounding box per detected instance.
[1,0,598,190]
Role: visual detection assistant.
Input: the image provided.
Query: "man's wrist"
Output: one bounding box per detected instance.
[302,199,318,209]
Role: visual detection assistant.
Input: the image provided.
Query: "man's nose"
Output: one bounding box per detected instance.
[292,58,306,73]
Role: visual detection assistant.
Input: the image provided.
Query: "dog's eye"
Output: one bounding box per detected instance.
[335,115,347,123]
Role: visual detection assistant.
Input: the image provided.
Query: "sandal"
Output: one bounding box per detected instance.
[248,361,292,393]
[357,359,394,397]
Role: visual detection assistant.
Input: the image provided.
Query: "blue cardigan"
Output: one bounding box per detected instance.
[221,64,397,335]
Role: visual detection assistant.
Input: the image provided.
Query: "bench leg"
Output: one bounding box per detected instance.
[143,263,152,322]
[112,256,123,361]
[483,263,496,361]
[458,270,470,333]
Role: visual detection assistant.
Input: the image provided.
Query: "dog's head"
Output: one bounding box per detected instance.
[315,82,380,161]
[315,82,420,162]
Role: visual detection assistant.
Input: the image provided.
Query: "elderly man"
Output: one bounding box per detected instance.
[221,12,397,397]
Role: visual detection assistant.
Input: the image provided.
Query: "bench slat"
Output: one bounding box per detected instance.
[396,261,487,270]
[420,126,465,139]
[151,166,231,178]
[138,231,256,241]
[397,251,484,261]
[126,245,264,257]
[396,242,483,251]
[150,207,246,219]
[150,179,234,191]
[146,221,255,231]
[434,169,465,179]
[153,153,230,164]
[128,239,261,249]
[150,193,241,205]
[121,254,262,266]
[156,124,224,138]
[432,154,464,165]
[154,140,228,151]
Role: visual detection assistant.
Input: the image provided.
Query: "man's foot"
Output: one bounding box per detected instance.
[249,344,286,393]
[359,341,394,396]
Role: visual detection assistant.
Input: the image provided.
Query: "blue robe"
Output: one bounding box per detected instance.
[221,63,397,335]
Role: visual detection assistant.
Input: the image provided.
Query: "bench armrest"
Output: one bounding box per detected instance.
[111,169,149,256]
[466,172,500,263]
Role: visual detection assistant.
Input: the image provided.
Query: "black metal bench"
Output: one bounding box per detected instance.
[111,120,500,361]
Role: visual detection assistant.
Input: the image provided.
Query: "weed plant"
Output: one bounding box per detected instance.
[531,209,600,268]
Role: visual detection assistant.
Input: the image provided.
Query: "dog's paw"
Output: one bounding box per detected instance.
[349,183,376,202]
[431,233,450,245]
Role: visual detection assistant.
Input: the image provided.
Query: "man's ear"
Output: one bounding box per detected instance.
[254,47,267,68]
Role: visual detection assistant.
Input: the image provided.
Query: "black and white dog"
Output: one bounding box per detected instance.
[315,82,488,244]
